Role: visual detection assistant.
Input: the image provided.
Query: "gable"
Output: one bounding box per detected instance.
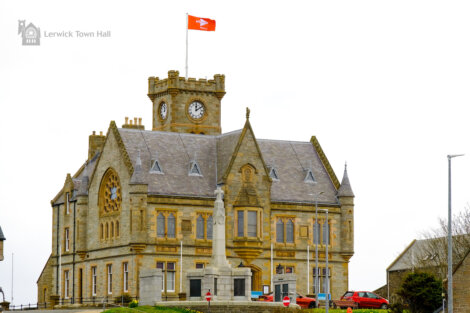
[220,120,270,185]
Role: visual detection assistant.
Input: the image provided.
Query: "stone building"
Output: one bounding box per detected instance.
[37,70,355,306]
[452,249,470,313]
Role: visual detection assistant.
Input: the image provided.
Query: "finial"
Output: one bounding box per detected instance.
[345,161,348,171]
[246,107,250,119]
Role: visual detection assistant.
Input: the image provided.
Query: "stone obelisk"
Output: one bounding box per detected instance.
[211,186,230,268]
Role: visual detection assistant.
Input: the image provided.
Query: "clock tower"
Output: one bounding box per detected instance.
[148,70,225,135]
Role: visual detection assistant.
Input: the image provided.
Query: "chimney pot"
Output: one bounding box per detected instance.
[93,131,96,135]
[100,131,103,136]
[125,117,129,124]
[134,117,137,125]
[139,118,142,125]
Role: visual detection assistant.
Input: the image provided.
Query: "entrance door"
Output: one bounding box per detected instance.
[250,267,261,292]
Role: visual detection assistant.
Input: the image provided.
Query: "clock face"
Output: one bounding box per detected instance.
[188,101,205,120]
[159,102,167,120]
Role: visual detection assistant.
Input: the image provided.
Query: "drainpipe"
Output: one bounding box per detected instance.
[72,200,76,304]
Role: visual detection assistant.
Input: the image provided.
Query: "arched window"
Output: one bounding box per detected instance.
[100,223,104,240]
[157,213,165,238]
[286,219,294,243]
[196,215,204,239]
[207,215,213,240]
[111,221,114,238]
[105,222,109,239]
[116,221,120,237]
[276,219,284,243]
[167,213,175,238]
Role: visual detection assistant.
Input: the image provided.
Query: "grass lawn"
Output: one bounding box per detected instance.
[103,306,391,313]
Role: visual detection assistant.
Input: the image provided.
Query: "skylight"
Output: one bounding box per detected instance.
[269,167,279,181]
[150,159,163,174]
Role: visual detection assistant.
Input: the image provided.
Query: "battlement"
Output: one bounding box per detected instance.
[148,70,225,99]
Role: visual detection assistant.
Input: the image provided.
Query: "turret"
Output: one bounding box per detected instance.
[338,163,354,260]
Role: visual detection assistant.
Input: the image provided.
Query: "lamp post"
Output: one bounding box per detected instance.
[447,154,464,313]
[310,192,323,307]
[318,208,330,313]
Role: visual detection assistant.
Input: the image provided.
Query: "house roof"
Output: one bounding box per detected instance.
[118,127,340,204]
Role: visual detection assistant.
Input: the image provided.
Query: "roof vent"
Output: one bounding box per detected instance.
[189,161,202,176]
[269,167,279,181]
[150,152,163,174]
[304,169,316,184]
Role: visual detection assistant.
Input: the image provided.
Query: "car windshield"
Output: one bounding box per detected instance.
[343,292,354,298]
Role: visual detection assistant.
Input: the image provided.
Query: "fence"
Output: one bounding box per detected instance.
[6,296,139,311]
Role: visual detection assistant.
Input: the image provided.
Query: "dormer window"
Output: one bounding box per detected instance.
[269,167,279,181]
[189,161,202,176]
[150,159,163,174]
[304,169,316,183]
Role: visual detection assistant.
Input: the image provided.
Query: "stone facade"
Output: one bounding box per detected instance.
[37,71,355,306]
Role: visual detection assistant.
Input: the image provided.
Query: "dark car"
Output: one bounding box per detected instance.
[261,292,316,308]
[341,291,389,309]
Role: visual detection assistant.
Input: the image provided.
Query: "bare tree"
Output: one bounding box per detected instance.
[416,204,470,279]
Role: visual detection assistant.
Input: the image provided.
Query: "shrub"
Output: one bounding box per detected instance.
[398,272,441,313]
[129,300,138,308]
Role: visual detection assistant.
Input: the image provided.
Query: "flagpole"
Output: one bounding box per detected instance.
[185,13,189,79]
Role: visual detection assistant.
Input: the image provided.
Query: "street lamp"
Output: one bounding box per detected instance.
[447,154,464,313]
[309,192,323,307]
[316,208,330,313]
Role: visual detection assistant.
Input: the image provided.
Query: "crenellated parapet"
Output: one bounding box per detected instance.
[148,70,225,100]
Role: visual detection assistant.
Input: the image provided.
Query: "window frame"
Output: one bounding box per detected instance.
[195,212,213,241]
[156,260,177,294]
[64,270,70,299]
[107,264,113,295]
[313,218,332,247]
[65,228,70,252]
[123,262,129,293]
[275,216,296,245]
[91,266,97,296]
[234,207,262,239]
[156,210,177,240]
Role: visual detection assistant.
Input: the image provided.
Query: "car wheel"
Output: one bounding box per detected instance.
[308,302,315,309]
[380,304,388,309]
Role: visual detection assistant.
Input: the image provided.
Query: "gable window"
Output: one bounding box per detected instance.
[235,208,262,239]
[157,211,176,239]
[196,213,213,240]
[156,261,176,293]
[66,192,70,214]
[276,217,295,244]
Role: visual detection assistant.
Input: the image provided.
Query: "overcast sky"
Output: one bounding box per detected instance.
[1,0,470,305]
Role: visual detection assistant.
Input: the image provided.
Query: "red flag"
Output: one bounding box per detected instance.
[188,15,216,31]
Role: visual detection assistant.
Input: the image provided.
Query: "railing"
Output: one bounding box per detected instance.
[7,296,139,311]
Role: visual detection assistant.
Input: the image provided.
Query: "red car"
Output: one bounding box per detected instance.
[340,291,388,309]
[261,292,316,309]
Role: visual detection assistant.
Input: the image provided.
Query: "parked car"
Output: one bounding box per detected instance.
[340,291,389,309]
[260,292,316,309]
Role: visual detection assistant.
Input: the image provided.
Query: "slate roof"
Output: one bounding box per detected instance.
[118,128,340,204]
